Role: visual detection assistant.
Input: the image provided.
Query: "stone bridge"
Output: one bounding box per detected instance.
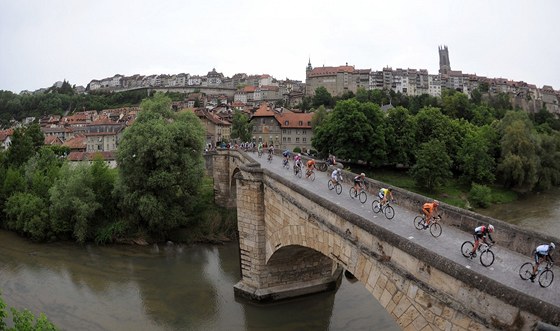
[205,149,560,331]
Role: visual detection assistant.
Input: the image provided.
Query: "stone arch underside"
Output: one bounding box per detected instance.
[266,223,499,331]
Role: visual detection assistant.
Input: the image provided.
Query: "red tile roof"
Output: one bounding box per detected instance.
[274,111,313,129]
[307,65,354,77]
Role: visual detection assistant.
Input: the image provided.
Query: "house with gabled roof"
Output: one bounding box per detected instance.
[274,110,313,152]
[62,134,86,152]
[84,117,125,152]
[0,129,14,150]
[44,135,63,146]
[249,103,282,146]
[67,151,117,168]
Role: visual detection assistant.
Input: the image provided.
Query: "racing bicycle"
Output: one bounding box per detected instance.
[372,200,395,219]
[460,240,495,267]
[519,260,554,288]
[413,214,442,237]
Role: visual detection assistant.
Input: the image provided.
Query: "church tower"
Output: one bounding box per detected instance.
[306,58,312,75]
[438,45,451,75]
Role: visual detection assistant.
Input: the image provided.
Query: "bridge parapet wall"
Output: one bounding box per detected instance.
[330,166,559,257]
[262,167,560,329]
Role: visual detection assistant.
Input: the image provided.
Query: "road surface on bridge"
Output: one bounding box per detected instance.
[254,153,560,308]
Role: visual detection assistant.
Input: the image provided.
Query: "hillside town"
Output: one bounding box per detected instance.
[4,46,560,169]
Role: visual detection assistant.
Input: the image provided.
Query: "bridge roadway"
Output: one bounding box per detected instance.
[255,154,560,309]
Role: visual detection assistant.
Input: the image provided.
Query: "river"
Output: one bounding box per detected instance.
[476,186,560,238]
[0,230,400,331]
[2,189,559,331]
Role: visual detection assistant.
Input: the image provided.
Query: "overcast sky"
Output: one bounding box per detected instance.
[1,0,559,93]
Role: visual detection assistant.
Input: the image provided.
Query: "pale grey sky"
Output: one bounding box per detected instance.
[1,0,559,93]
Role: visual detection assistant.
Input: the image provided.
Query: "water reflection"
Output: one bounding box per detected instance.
[0,230,399,331]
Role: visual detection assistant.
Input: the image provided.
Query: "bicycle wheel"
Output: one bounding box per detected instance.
[328,180,335,190]
[359,191,367,204]
[309,171,316,181]
[519,262,534,280]
[413,216,425,230]
[539,269,554,288]
[384,206,395,220]
[349,187,357,199]
[480,249,495,267]
[429,223,442,238]
[461,241,474,258]
[371,200,381,213]
[335,183,342,195]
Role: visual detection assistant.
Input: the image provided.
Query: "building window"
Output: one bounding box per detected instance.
[285,120,289,125]
[302,130,306,135]
[299,121,303,125]
[303,138,306,142]
[288,137,291,142]
[296,138,300,143]
[283,137,286,142]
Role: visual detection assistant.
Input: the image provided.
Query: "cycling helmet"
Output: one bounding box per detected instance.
[433,200,439,206]
[488,224,495,233]
[551,242,556,250]
[360,173,365,177]
[298,153,301,157]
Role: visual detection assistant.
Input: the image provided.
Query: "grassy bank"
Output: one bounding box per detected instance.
[347,165,518,210]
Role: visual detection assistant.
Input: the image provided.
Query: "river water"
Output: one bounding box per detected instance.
[0,230,400,331]
[2,189,559,331]
[476,187,560,239]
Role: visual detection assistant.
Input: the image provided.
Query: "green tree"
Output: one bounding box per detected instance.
[312,99,385,162]
[5,127,34,167]
[496,111,539,192]
[0,293,57,330]
[385,106,416,166]
[409,139,452,191]
[535,132,560,190]
[310,105,328,129]
[49,164,101,243]
[5,192,50,241]
[442,90,472,120]
[117,93,205,237]
[457,128,496,184]
[312,86,334,108]
[230,109,253,142]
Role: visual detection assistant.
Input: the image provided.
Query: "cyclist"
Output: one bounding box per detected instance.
[353,173,366,196]
[257,142,263,156]
[470,224,495,257]
[330,168,342,185]
[293,153,302,172]
[421,200,439,228]
[268,144,275,155]
[282,150,291,166]
[530,242,555,282]
[378,187,394,207]
[306,159,316,178]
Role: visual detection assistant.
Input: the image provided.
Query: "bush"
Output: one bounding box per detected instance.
[293,147,301,153]
[469,183,492,208]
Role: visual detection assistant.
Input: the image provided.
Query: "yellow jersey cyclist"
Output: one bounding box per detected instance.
[378,187,394,207]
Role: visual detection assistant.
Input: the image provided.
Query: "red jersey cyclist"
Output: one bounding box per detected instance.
[470,224,495,257]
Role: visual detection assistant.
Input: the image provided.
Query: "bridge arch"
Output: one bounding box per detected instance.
[208,149,560,330]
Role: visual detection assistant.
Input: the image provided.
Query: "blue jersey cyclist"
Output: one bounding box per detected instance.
[530,243,555,282]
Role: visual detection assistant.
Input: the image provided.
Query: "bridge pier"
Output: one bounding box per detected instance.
[233,163,343,302]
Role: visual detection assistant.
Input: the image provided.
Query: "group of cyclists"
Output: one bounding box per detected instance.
[268,149,556,284]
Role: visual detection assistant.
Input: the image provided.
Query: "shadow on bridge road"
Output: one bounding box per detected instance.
[256,154,560,308]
